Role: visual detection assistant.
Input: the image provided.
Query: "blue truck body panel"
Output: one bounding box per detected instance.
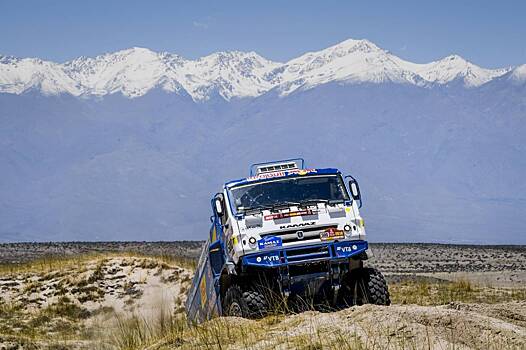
[242,240,368,267]
[186,238,368,324]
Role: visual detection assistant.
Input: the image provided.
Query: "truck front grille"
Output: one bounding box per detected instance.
[286,245,330,263]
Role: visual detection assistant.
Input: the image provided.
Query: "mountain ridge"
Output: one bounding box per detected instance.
[1,39,525,243]
[0,38,517,101]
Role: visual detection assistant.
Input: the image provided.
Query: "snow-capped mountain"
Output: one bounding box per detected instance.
[0,55,82,96]
[63,48,184,97]
[270,39,425,94]
[408,54,510,87]
[0,38,516,100]
[1,38,525,243]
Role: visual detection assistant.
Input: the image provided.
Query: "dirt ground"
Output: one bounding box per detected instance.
[196,302,526,350]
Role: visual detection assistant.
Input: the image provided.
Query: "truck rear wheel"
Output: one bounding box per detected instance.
[340,267,390,306]
[223,285,249,317]
[223,285,268,318]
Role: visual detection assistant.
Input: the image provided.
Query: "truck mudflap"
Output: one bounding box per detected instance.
[241,240,368,267]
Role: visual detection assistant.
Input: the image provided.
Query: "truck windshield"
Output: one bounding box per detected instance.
[229,174,349,214]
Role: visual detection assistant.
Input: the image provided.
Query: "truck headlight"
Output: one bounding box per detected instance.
[248,236,257,246]
[344,224,352,238]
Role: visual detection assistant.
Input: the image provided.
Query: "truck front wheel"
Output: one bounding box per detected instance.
[223,285,268,318]
[340,267,391,306]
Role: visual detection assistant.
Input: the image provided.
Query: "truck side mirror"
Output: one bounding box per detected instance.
[349,180,360,200]
[347,177,362,208]
[215,198,224,216]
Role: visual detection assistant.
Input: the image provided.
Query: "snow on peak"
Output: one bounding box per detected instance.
[180,50,280,100]
[63,47,181,97]
[0,38,520,100]
[273,38,425,94]
[509,64,526,83]
[411,54,509,87]
[0,55,81,96]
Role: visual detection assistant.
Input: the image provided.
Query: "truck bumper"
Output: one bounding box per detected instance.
[241,240,368,268]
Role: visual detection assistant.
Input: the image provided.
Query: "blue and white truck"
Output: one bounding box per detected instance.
[185,159,390,323]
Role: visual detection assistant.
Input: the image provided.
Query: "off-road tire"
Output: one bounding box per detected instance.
[359,268,391,305]
[223,285,268,318]
[339,267,390,307]
[223,285,249,317]
[243,289,268,318]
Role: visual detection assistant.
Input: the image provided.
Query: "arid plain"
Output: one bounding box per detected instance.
[0,242,524,349]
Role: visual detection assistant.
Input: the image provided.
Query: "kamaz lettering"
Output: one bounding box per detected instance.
[279,222,315,229]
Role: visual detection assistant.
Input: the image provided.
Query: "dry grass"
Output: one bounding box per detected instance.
[390,278,526,305]
[0,251,196,277]
[97,312,365,350]
[0,253,194,349]
[2,254,525,350]
[93,278,526,350]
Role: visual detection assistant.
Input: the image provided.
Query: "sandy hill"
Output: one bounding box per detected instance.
[0,252,525,349]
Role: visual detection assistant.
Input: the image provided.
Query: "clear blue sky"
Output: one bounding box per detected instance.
[1,0,525,68]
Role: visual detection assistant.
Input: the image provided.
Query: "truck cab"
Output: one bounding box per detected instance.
[186,159,389,323]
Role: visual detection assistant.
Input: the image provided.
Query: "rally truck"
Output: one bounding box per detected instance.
[185,159,390,323]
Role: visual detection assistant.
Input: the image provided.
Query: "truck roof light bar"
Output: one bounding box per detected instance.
[249,158,305,176]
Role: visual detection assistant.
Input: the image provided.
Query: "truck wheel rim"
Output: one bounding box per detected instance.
[228,302,242,317]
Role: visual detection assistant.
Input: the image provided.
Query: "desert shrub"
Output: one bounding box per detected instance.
[45,297,91,320]
[88,260,106,283]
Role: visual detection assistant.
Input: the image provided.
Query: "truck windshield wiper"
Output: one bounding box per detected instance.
[300,199,328,206]
[300,199,345,207]
[271,201,301,210]
[241,205,273,214]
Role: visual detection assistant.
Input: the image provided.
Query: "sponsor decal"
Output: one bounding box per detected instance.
[261,255,280,262]
[246,169,318,182]
[246,171,285,182]
[265,209,316,221]
[250,254,281,264]
[320,228,345,241]
[258,236,283,249]
[289,168,317,176]
[336,246,357,253]
[335,243,364,257]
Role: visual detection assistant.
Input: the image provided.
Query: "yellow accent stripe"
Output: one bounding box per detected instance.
[211,227,217,241]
